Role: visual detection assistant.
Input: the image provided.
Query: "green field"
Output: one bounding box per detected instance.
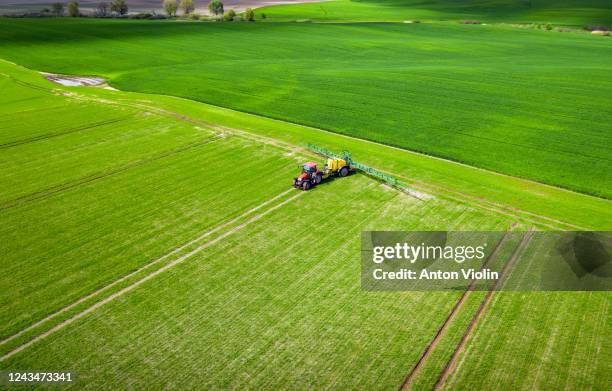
[0,52,610,389]
[259,0,612,24]
[0,18,610,197]
[1,0,611,388]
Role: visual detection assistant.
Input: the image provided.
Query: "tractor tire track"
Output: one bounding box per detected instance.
[0,116,130,150]
[0,189,304,362]
[0,188,296,347]
[398,223,517,391]
[432,229,534,390]
[0,135,224,211]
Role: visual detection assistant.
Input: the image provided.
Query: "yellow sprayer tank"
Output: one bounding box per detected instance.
[326,158,347,173]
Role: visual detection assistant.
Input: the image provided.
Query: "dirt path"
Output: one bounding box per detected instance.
[398,223,517,390]
[432,229,534,390]
[0,189,302,359]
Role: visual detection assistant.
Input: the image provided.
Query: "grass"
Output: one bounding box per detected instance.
[1,173,515,389]
[0,19,610,198]
[443,292,611,390]
[0,19,610,389]
[258,0,612,25]
[0,63,303,339]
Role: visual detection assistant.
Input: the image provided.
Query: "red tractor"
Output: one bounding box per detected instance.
[293,162,322,191]
[293,158,351,190]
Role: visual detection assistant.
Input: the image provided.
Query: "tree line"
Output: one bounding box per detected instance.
[46,0,262,21]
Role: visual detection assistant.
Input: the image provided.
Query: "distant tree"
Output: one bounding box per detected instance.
[244,7,254,21]
[163,0,177,16]
[67,1,79,16]
[208,0,223,16]
[223,8,235,21]
[260,12,266,20]
[51,2,64,15]
[110,0,128,15]
[95,1,108,16]
[179,0,194,15]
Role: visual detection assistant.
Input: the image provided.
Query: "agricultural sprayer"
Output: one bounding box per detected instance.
[292,144,401,190]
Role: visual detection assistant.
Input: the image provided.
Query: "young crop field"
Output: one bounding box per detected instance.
[259,0,612,24]
[0,18,611,198]
[0,0,611,388]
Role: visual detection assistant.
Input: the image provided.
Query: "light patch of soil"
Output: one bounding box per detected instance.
[41,72,117,90]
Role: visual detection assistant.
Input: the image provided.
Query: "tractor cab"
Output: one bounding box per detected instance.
[302,162,318,174]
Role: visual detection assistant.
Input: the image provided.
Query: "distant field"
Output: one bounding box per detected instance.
[260,0,612,24]
[0,19,610,198]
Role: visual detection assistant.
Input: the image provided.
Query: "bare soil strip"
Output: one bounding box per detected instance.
[0,190,304,361]
[432,229,535,390]
[398,223,517,391]
[42,72,116,90]
[0,135,223,211]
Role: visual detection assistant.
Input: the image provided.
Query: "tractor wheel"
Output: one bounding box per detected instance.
[314,174,322,185]
[302,181,311,191]
[339,167,349,177]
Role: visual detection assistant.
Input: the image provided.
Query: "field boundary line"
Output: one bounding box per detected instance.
[0,190,304,361]
[432,228,535,390]
[0,188,296,348]
[0,135,224,211]
[398,223,517,391]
